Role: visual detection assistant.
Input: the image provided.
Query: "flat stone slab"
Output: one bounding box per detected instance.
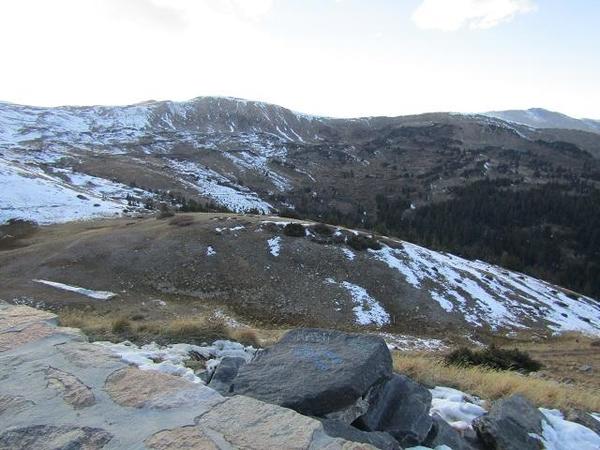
[0,425,113,450]
[146,395,378,450]
[46,366,95,409]
[105,367,223,410]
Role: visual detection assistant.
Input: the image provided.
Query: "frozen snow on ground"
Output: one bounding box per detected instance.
[167,158,272,213]
[430,386,486,433]
[267,236,281,256]
[371,242,600,333]
[378,333,447,351]
[33,279,117,300]
[215,225,245,233]
[325,278,390,327]
[0,159,129,224]
[539,409,600,450]
[95,340,256,384]
[429,386,600,450]
[342,248,356,261]
[341,281,390,326]
[206,246,216,256]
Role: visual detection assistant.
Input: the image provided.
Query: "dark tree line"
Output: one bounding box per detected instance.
[292,179,600,298]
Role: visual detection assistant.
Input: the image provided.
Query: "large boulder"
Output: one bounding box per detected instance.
[231,328,393,418]
[423,414,482,450]
[355,373,433,447]
[319,418,401,450]
[207,356,246,394]
[473,395,544,450]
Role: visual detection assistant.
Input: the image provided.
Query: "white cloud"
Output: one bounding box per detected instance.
[412,0,537,31]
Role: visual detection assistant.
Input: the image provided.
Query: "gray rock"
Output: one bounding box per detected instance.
[0,425,113,450]
[231,328,392,417]
[319,418,401,450]
[473,395,544,450]
[207,356,246,394]
[356,374,433,447]
[424,414,482,450]
[565,409,600,436]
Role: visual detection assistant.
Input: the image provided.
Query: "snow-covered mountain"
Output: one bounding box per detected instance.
[3,97,600,226]
[484,108,600,134]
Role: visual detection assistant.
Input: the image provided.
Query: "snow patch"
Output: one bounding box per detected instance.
[540,408,600,450]
[33,279,116,300]
[95,340,256,384]
[267,236,281,256]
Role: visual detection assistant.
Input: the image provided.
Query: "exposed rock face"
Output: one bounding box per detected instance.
[207,356,246,394]
[104,367,223,410]
[0,425,113,450]
[46,366,95,409]
[231,329,392,417]
[356,373,433,447]
[473,395,544,450]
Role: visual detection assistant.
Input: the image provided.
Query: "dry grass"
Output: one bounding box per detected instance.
[393,352,600,412]
[58,309,265,347]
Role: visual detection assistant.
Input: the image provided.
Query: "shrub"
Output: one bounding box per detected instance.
[0,219,39,250]
[347,234,382,251]
[111,317,132,334]
[232,328,261,348]
[156,204,175,219]
[163,314,229,345]
[279,208,301,219]
[445,345,542,373]
[283,223,305,237]
[311,223,334,236]
[168,215,195,227]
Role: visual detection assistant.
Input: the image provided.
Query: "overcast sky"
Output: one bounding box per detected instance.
[0,0,598,118]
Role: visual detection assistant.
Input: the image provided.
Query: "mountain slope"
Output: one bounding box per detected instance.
[1,214,598,338]
[484,108,600,134]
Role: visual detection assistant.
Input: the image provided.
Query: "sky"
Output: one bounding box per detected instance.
[0,0,598,119]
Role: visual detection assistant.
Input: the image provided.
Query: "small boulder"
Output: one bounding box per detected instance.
[320,418,401,450]
[355,373,433,447]
[473,395,544,450]
[423,414,482,450]
[207,356,246,394]
[231,328,392,418]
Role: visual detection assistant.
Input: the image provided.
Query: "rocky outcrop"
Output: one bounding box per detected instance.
[473,395,545,450]
[0,303,380,449]
[231,329,392,418]
[355,374,433,447]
